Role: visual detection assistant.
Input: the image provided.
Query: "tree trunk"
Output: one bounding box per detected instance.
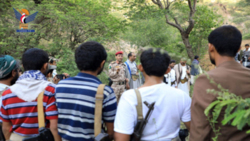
[181,33,194,60]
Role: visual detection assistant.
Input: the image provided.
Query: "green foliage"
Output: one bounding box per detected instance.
[205,73,250,141]
[243,33,250,40]
[244,20,250,29]
[190,5,222,56]
[0,0,125,83]
[122,2,221,60]
[233,17,247,24]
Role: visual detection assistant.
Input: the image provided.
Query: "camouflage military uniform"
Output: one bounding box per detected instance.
[108,61,127,103]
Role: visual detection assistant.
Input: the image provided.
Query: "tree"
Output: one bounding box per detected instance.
[124,1,221,60]
[0,0,125,83]
[150,0,197,59]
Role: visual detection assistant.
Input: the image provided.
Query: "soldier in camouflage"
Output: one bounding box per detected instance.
[108,51,129,103]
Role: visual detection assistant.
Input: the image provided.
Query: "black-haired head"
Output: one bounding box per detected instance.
[22,48,49,71]
[75,41,107,73]
[140,48,171,77]
[208,25,242,57]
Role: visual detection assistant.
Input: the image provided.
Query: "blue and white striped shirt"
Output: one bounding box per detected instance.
[56,72,117,141]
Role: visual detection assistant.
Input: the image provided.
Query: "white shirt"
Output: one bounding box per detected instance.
[0,83,9,123]
[170,69,176,83]
[181,66,187,79]
[52,69,57,78]
[126,60,137,75]
[114,83,191,141]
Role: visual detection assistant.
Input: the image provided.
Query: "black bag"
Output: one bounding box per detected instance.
[0,124,5,141]
[23,127,54,141]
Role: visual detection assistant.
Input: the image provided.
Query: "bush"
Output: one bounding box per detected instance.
[244,20,250,29]
[243,33,250,40]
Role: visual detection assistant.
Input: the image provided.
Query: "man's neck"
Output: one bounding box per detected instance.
[128,59,133,62]
[181,64,186,66]
[80,70,98,77]
[140,75,163,88]
[0,80,11,86]
[215,56,235,67]
[116,60,122,64]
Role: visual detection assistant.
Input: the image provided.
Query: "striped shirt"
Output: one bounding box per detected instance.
[56,72,117,141]
[0,84,58,136]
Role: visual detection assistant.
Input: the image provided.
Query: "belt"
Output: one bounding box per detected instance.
[180,77,188,84]
[132,74,139,81]
[114,81,125,85]
[171,81,175,86]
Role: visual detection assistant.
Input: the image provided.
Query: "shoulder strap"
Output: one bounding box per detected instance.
[134,89,143,120]
[94,84,106,137]
[0,87,8,96]
[125,62,131,76]
[37,91,45,128]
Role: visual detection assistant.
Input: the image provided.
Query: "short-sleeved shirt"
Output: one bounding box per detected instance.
[0,84,58,136]
[0,83,9,123]
[56,72,117,141]
[114,83,191,141]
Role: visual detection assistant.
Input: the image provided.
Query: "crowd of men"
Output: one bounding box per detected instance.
[0,25,249,141]
[108,51,202,101]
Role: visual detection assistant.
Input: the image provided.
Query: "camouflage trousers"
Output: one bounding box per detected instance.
[111,83,125,103]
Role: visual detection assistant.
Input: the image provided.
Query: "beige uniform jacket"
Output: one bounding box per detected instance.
[108,61,127,82]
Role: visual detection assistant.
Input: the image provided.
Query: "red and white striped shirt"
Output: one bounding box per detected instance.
[0,83,58,136]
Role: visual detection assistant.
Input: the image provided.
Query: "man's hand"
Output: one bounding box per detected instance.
[115,132,130,141]
[53,76,60,84]
[126,83,130,89]
[125,78,129,82]
[248,57,250,60]
[186,70,190,74]
[116,67,120,74]
[50,119,62,141]
[106,122,115,140]
[2,122,12,140]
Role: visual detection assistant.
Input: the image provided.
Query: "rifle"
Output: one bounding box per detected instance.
[179,129,189,141]
[130,101,155,141]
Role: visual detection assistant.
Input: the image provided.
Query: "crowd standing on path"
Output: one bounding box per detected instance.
[0,25,249,141]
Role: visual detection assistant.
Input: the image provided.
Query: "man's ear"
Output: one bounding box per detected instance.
[208,43,215,53]
[238,47,242,53]
[165,67,171,74]
[138,64,144,72]
[42,63,48,73]
[100,60,105,68]
[12,69,17,77]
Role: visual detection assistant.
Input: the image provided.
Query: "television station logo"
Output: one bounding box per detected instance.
[13,8,38,33]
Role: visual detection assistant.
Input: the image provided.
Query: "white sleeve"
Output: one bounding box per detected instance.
[114,91,137,135]
[171,70,176,82]
[181,92,191,122]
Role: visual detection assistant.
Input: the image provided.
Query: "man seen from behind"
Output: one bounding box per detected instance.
[114,48,191,141]
[190,25,250,141]
[56,41,117,141]
[0,49,61,141]
[0,55,20,126]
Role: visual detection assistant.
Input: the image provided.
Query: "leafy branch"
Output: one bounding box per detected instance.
[204,73,250,140]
